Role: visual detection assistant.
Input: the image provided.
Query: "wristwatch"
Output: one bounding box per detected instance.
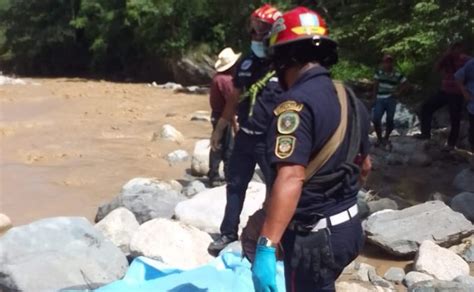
[257,236,277,248]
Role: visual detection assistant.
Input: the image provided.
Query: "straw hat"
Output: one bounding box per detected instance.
[214,47,242,72]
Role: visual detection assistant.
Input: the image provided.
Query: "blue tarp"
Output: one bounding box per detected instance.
[97,252,286,292]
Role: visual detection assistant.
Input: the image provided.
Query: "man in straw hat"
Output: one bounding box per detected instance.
[208,47,241,187]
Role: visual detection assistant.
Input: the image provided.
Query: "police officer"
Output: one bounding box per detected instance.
[251,7,372,291]
[208,4,283,255]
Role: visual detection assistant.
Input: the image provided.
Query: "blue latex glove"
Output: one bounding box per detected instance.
[251,244,277,292]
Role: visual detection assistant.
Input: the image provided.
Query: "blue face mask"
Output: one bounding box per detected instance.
[251,41,267,58]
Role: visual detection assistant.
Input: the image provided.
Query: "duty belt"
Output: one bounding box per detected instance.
[288,204,359,233]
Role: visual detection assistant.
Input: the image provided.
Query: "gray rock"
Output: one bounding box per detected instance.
[461,245,473,263]
[404,271,434,287]
[448,235,474,263]
[453,168,474,192]
[454,275,474,287]
[0,217,128,291]
[428,192,451,204]
[354,262,376,282]
[391,137,429,156]
[365,201,474,256]
[367,198,399,215]
[129,218,212,269]
[383,267,405,284]
[414,240,469,281]
[450,192,474,222]
[166,149,189,163]
[408,152,432,167]
[386,153,406,165]
[336,281,394,292]
[177,86,210,95]
[160,124,184,143]
[191,139,210,176]
[170,56,214,86]
[408,279,473,292]
[174,182,266,233]
[190,110,211,122]
[182,180,207,197]
[155,82,183,91]
[368,268,395,289]
[0,213,12,233]
[96,178,186,224]
[167,179,183,193]
[95,207,139,255]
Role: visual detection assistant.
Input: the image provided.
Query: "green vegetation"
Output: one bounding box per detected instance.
[0,0,472,87]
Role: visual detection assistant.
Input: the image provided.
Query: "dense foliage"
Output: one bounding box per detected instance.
[0,0,472,86]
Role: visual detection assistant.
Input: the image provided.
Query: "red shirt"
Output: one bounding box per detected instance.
[439,53,471,95]
[209,72,234,117]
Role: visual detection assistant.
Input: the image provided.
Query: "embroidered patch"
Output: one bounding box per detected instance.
[275,136,296,159]
[277,111,300,134]
[241,59,253,70]
[273,101,304,116]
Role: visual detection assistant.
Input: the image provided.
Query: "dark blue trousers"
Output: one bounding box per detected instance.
[282,216,364,292]
[220,131,270,237]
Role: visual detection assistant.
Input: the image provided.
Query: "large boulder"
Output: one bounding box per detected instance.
[0,217,128,291]
[0,213,12,233]
[450,192,474,222]
[95,207,140,255]
[453,168,474,192]
[174,182,266,233]
[129,218,213,269]
[414,240,469,281]
[96,178,186,224]
[364,201,474,256]
[169,55,214,86]
[191,139,210,177]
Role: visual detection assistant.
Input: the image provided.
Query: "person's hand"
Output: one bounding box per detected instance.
[210,118,230,151]
[252,244,277,292]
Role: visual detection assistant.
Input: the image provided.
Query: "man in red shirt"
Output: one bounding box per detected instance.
[208,47,241,186]
[418,42,471,149]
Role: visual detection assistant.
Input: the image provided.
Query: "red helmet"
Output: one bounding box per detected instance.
[251,4,282,25]
[268,7,337,67]
[269,7,332,48]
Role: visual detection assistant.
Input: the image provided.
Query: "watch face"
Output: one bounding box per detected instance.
[258,236,272,247]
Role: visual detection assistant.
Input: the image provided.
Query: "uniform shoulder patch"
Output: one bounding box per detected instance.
[275,135,296,159]
[277,111,300,134]
[273,100,304,116]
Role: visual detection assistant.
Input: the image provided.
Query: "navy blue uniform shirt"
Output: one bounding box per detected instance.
[267,65,371,220]
[234,52,282,133]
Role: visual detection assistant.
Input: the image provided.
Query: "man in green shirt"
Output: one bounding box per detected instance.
[372,54,408,146]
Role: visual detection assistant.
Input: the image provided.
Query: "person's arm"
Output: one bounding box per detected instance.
[359,155,372,185]
[455,64,471,102]
[457,80,472,102]
[372,80,379,100]
[211,85,241,150]
[260,163,305,243]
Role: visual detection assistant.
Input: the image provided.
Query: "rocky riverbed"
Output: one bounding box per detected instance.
[1,77,473,291]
